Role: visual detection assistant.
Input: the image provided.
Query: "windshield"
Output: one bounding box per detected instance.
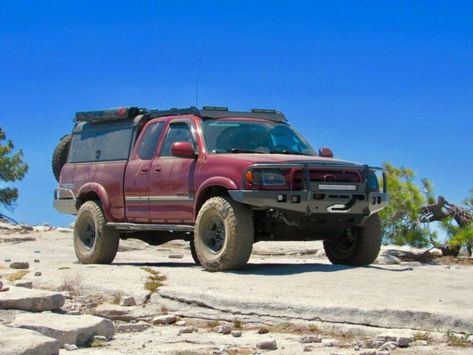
[201,120,316,155]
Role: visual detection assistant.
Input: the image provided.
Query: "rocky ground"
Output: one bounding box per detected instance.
[1,221,473,355]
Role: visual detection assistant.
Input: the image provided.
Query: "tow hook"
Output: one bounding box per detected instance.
[327,196,358,213]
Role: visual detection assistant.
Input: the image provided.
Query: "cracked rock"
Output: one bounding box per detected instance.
[0,286,64,311]
[0,324,60,355]
[117,321,151,333]
[9,312,114,347]
[153,315,177,325]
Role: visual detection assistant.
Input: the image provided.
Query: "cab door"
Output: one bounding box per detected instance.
[149,120,197,223]
[124,121,165,222]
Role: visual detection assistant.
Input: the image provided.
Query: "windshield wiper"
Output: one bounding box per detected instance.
[270,150,312,156]
[227,148,267,154]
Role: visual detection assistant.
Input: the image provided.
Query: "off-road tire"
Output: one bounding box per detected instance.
[194,196,254,272]
[323,214,382,266]
[189,239,201,266]
[52,134,72,181]
[74,201,119,264]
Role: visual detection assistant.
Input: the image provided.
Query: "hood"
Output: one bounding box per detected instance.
[210,153,363,167]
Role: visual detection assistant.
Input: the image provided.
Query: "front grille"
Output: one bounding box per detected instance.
[293,169,362,189]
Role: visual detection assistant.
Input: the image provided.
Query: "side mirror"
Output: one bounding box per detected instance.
[171,142,196,159]
[319,147,334,158]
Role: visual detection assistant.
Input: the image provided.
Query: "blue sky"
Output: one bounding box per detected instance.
[0,1,472,226]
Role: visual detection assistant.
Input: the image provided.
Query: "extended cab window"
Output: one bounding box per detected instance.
[138,122,164,160]
[69,121,134,163]
[160,122,194,157]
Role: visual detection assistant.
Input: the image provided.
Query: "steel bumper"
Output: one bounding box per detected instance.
[229,189,388,216]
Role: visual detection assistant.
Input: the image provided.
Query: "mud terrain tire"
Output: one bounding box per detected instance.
[74,201,120,264]
[194,196,254,271]
[52,134,72,182]
[323,214,382,266]
[189,239,201,266]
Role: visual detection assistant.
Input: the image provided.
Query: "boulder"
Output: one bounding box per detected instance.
[215,324,232,334]
[0,324,60,355]
[178,326,197,334]
[231,330,242,337]
[120,296,136,307]
[396,335,414,347]
[10,262,30,269]
[0,286,64,311]
[256,339,277,350]
[300,335,321,343]
[9,312,114,347]
[14,281,33,289]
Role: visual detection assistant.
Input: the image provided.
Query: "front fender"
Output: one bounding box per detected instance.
[194,176,238,216]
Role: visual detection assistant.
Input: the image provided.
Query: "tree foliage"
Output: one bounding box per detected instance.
[0,127,28,210]
[443,189,473,250]
[378,162,431,247]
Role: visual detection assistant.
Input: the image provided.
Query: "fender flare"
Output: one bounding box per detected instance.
[194,177,238,216]
[77,183,113,221]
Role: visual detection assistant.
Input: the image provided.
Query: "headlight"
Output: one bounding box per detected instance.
[246,169,286,186]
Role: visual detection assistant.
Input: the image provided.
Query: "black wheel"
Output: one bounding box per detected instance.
[189,239,201,266]
[52,134,72,181]
[194,196,254,272]
[323,214,382,266]
[74,201,120,264]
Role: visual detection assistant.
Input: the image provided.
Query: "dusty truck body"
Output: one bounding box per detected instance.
[53,106,388,271]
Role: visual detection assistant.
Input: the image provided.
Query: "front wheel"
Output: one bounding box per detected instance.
[74,201,120,264]
[323,214,382,266]
[194,196,254,272]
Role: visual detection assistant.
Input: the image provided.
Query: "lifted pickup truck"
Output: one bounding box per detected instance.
[53,106,388,271]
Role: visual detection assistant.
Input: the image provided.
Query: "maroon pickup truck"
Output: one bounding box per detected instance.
[53,106,388,271]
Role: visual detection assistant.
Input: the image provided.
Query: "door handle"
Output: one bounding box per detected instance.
[154,166,162,172]
[140,168,149,174]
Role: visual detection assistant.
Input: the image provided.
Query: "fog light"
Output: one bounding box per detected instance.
[291,195,301,203]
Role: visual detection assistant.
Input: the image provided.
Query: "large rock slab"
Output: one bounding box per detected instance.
[0,324,60,355]
[0,286,64,311]
[10,312,114,346]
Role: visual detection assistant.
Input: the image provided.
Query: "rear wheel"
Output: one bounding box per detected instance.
[323,214,382,266]
[74,201,119,264]
[194,196,254,272]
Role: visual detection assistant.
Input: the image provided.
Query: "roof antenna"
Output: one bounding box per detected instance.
[195,43,205,107]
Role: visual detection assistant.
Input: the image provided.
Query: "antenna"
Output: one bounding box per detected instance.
[195,43,205,107]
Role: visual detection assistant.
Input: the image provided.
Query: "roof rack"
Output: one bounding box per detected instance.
[75,106,287,123]
[148,106,286,122]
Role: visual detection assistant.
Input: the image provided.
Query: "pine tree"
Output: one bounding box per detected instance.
[0,127,28,210]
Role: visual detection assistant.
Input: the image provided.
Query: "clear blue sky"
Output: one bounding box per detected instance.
[1,1,472,227]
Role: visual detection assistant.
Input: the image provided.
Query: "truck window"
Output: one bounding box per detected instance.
[68,121,134,163]
[160,122,194,157]
[138,122,164,160]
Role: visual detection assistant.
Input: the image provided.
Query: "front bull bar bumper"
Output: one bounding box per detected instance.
[228,162,388,216]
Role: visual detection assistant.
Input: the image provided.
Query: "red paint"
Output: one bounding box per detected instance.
[59,114,363,223]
